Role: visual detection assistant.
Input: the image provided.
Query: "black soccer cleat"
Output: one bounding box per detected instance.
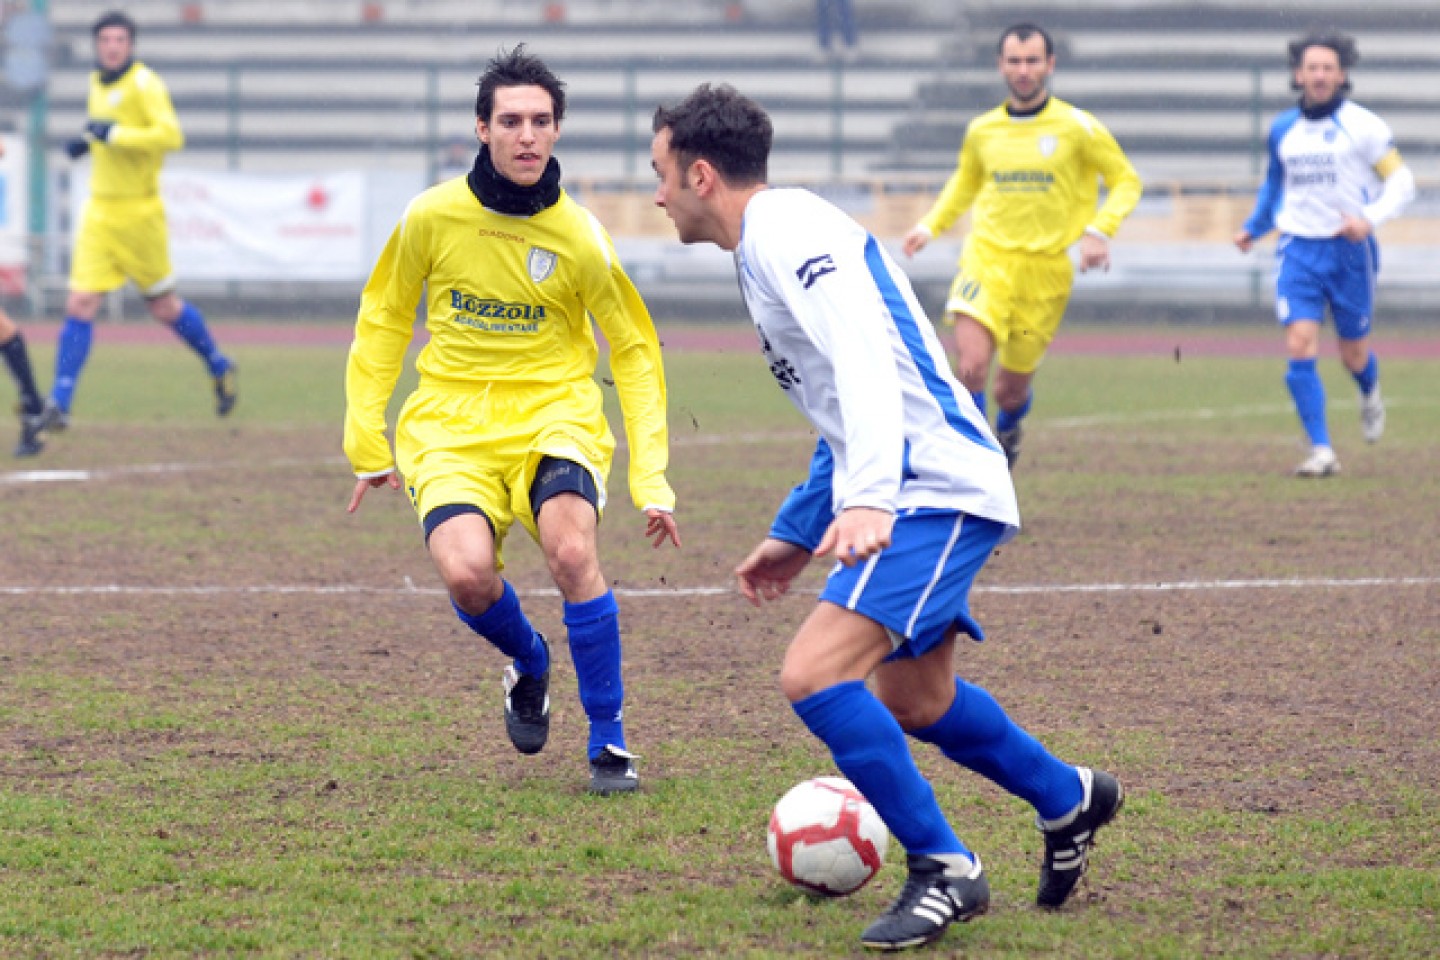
[860,852,989,952]
[501,634,550,755]
[34,399,70,434]
[214,365,239,417]
[13,413,44,458]
[1036,767,1124,908]
[588,745,640,795]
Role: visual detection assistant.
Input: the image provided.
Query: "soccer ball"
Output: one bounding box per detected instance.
[767,776,889,896]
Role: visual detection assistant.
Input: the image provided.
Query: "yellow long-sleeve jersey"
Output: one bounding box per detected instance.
[85,62,184,199]
[919,97,1142,258]
[344,177,674,512]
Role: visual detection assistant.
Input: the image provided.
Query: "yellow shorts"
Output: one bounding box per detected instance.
[69,197,176,296]
[395,378,614,564]
[943,245,1072,375]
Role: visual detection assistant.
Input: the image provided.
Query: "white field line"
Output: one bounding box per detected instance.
[1,576,1436,600]
[6,390,1437,486]
[0,432,814,485]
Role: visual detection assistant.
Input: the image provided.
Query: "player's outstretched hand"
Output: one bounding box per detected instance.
[1233,229,1254,253]
[347,471,401,513]
[815,507,893,568]
[901,227,930,258]
[736,537,812,606]
[645,507,680,548]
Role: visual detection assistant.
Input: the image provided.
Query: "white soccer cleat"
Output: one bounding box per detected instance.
[1293,446,1340,479]
[1360,387,1385,443]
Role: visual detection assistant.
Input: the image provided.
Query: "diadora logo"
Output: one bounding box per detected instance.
[796,254,836,289]
[1037,134,1058,157]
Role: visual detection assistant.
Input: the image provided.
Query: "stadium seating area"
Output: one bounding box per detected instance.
[13,0,1439,315]
[35,0,1440,183]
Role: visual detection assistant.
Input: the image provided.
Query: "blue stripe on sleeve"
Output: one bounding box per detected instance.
[862,235,1000,454]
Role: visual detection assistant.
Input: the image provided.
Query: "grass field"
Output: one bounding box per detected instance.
[2,324,1438,958]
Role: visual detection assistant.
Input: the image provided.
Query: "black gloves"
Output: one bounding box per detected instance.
[64,120,117,160]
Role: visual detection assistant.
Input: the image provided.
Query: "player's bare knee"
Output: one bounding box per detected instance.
[544,537,598,591]
[446,567,503,615]
[994,381,1029,411]
[955,361,988,395]
[65,292,102,319]
[779,662,823,704]
[880,692,947,731]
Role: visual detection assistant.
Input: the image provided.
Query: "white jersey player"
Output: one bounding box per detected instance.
[651,84,1123,952]
[1235,32,1414,478]
[736,187,1018,533]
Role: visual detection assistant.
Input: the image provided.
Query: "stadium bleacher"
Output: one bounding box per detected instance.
[10,0,1439,317]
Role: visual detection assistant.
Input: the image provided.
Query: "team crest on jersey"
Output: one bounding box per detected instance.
[527,246,558,282]
[1037,135,1058,158]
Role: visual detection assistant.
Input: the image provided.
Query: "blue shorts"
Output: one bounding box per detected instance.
[1274,235,1378,340]
[819,510,1006,660]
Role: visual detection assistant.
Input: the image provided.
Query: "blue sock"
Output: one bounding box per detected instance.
[996,390,1033,433]
[1353,351,1379,396]
[451,581,547,677]
[793,680,970,858]
[565,591,625,759]
[1285,358,1329,447]
[969,390,987,418]
[171,302,230,378]
[50,317,94,412]
[910,678,1082,820]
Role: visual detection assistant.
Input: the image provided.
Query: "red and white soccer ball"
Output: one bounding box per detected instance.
[767,776,889,896]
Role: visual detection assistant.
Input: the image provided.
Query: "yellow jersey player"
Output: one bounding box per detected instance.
[903,22,1142,467]
[344,47,681,795]
[36,10,236,440]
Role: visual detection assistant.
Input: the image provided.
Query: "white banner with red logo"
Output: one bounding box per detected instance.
[69,167,371,281]
[163,168,367,281]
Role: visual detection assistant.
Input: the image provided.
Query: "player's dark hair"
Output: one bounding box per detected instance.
[1289,31,1358,93]
[92,10,137,40]
[998,22,1053,57]
[475,45,566,123]
[652,83,771,187]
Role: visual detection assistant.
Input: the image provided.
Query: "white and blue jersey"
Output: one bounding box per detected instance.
[735,188,1018,652]
[1243,98,1414,335]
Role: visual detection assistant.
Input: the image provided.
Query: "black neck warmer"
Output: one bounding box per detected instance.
[98,60,135,85]
[466,145,563,216]
[1300,94,1344,121]
[1006,95,1051,119]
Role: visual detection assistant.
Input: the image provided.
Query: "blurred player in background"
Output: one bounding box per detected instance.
[345,47,680,795]
[37,10,237,440]
[903,23,1141,468]
[0,307,45,458]
[0,138,46,458]
[652,84,1122,952]
[1235,31,1414,478]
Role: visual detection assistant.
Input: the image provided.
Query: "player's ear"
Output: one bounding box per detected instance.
[689,158,716,195]
[475,117,489,145]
